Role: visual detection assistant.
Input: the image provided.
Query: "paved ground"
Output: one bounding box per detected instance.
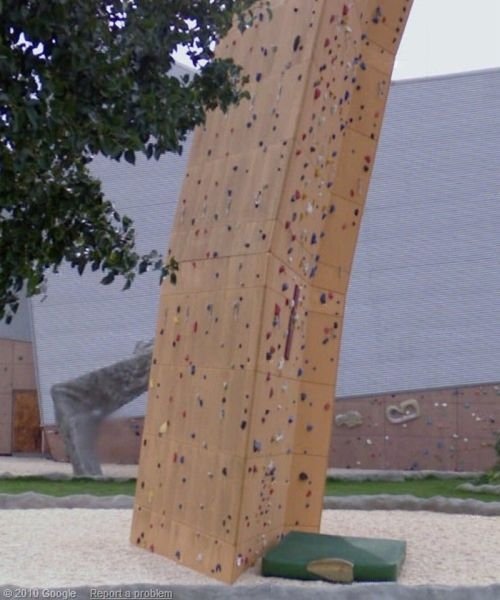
[0,455,483,480]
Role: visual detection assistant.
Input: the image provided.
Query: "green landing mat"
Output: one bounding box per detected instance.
[261,531,406,583]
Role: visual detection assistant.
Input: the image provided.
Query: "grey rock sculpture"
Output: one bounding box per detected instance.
[335,410,363,428]
[386,398,420,425]
[51,340,153,476]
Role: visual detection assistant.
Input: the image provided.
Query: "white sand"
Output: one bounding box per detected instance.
[1,509,499,588]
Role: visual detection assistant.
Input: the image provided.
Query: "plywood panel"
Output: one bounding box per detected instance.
[133,0,413,582]
[13,341,34,365]
[12,363,36,389]
[246,373,299,457]
[285,454,329,530]
[293,381,337,457]
[0,363,12,392]
[0,340,13,364]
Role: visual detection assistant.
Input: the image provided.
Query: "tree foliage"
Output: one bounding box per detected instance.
[0,0,267,321]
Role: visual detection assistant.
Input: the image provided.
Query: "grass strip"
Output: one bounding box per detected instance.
[324,477,500,503]
[0,476,136,497]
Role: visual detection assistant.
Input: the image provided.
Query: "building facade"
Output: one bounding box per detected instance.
[2,67,499,470]
[0,294,39,455]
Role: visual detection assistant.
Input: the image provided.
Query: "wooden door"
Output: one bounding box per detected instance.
[12,390,41,453]
[0,393,13,454]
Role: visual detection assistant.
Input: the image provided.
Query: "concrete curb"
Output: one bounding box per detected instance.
[324,494,500,515]
[457,483,500,495]
[2,492,500,515]
[0,492,134,509]
[326,468,480,481]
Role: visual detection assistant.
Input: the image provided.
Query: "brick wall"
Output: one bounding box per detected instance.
[330,381,500,471]
[44,417,144,465]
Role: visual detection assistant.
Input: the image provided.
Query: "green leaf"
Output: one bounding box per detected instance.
[101,272,115,285]
[124,149,136,165]
[0,0,271,319]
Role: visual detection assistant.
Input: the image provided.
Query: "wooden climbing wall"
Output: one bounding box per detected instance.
[132,0,413,583]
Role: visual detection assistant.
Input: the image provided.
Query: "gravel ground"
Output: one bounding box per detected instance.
[1,508,499,588]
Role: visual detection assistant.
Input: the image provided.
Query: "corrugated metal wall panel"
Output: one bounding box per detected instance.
[336,69,500,396]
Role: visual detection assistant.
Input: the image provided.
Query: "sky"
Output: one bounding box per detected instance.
[393,0,500,79]
[174,0,500,81]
